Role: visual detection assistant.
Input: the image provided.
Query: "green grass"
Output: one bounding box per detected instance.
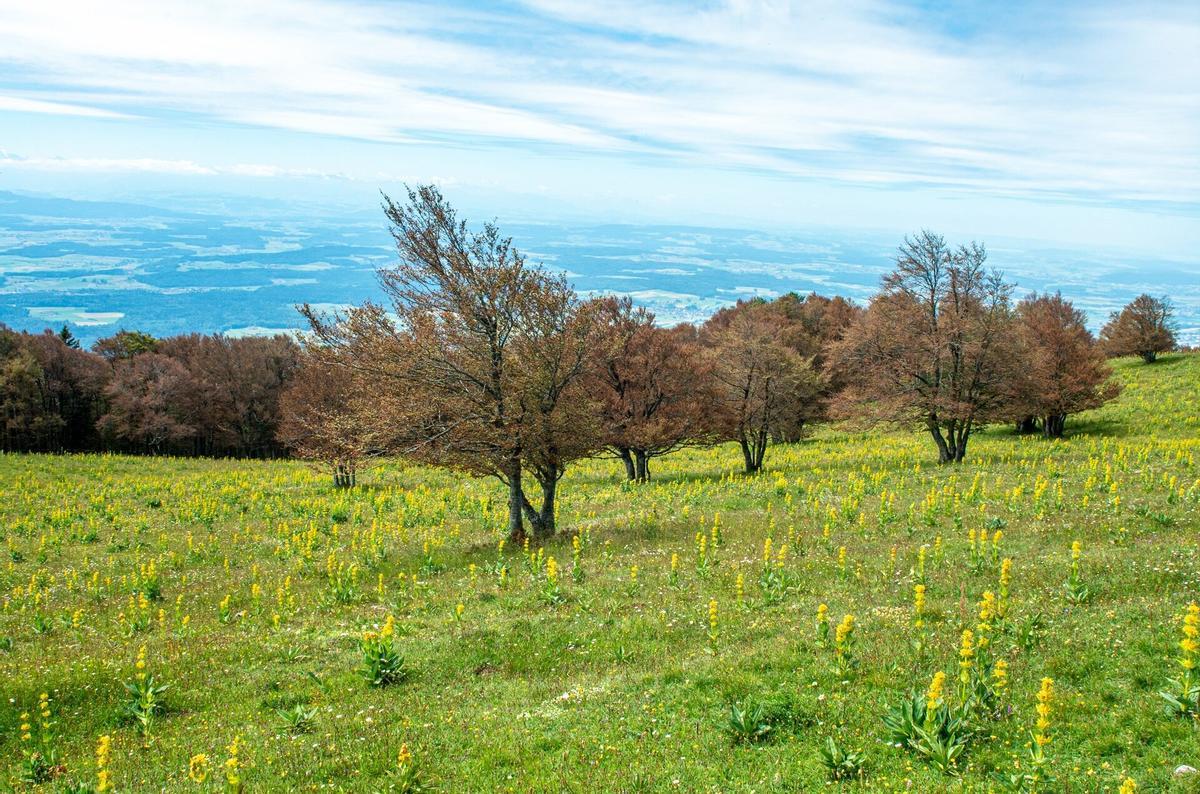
[2,353,1198,792]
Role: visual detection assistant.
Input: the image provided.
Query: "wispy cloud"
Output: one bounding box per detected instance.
[0,95,132,118]
[0,0,1197,210]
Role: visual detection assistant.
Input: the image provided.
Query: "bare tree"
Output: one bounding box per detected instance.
[1100,294,1177,363]
[829,231,1015,464]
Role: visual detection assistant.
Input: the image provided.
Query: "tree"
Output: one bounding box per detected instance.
[303,185,599,542]
[1100,294,1176,363]
[26,330,109,450]
[588,297,716,482]
[1008,293,1121,438]
[58,325,81,349]
[706,294,859,442]
[706,306,824,474]
[93,329,158,361]
[158,334,299,456]
[277,351,374,487]
[828,231,1015,464]
[97,353,197,452]
[0,328,62,452]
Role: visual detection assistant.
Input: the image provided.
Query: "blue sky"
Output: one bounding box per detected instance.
[0,0,1198,255]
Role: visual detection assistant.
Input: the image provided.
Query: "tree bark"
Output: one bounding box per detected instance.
[332,461,356,488]
[1016,416,1039,434]
[633,449,650,482]
[617,447,635,481]
[1042,413,1066,438]
[739,432,761,474]
[926,415,953,464]
[506,455,526,544]
[521,466,559,540]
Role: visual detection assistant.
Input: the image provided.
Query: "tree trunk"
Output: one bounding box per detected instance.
[1016,416,1038,434]
[1140,351,1157,364]
[634,449,650,482]
[927,415,953,464]
[522,466,559,540]
[1042,414,1066,438]
[739,433,759,474]
[617,447,635,481]
[950,420,971,463]
[506,455,526,544]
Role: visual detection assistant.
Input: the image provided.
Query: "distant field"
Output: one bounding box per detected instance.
[2,353,1198,792]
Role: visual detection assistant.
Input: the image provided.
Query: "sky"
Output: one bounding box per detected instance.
[0,0,1198,255]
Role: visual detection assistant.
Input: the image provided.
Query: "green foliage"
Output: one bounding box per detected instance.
[276,703,318,734]
[818,735,867,782]
[882,690,927,749]
[360,622,408,688]
[122,673,168,741]
[725,700,772,745]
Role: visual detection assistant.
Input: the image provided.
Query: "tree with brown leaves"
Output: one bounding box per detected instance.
[1008,292,1121,438]
[829,231,1014,464]
[706,305,824,474]
[302,185,599,542]
[97,353,197,452]
[1099,294,1176,363]
[588,297,716,482]
[277,351,375,487]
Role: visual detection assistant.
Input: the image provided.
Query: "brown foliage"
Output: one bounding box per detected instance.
[828,230,1015,463]
[97,353,198,451]
[1009,292,1120,437]
[1099,294,1177,363]
[302,185,599,540]
[704,303,824,474]
[277,351,375,486]
[587,297,717,481]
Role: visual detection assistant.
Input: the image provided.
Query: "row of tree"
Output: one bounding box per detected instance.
[0,186,1180,541]
[286,187,1179,542]
[0,327,299,456]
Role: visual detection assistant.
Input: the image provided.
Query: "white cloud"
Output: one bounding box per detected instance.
[0,95,132,118]
[0,0,1195,207]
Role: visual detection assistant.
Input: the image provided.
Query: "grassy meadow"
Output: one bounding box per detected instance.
[2,353,1198,792]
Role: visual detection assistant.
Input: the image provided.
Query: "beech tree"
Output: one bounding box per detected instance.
[26,330,109,451]
[588,297,716,482]
[707,306,823,474]
[1099,294,1176,363]
[277,351,373,487]
[706,294,857,442]
[97,353,197,452]
[303,185,599,542]
[829,231,1014,464]
[1008,293,1121,438]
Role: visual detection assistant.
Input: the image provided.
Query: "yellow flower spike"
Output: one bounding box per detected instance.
[959,629,976,690]
[926,670,946,715]
[189,753,210,783]
[1034,677,1054,746]
[96,734,113,792]
[993,659,1008,696]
